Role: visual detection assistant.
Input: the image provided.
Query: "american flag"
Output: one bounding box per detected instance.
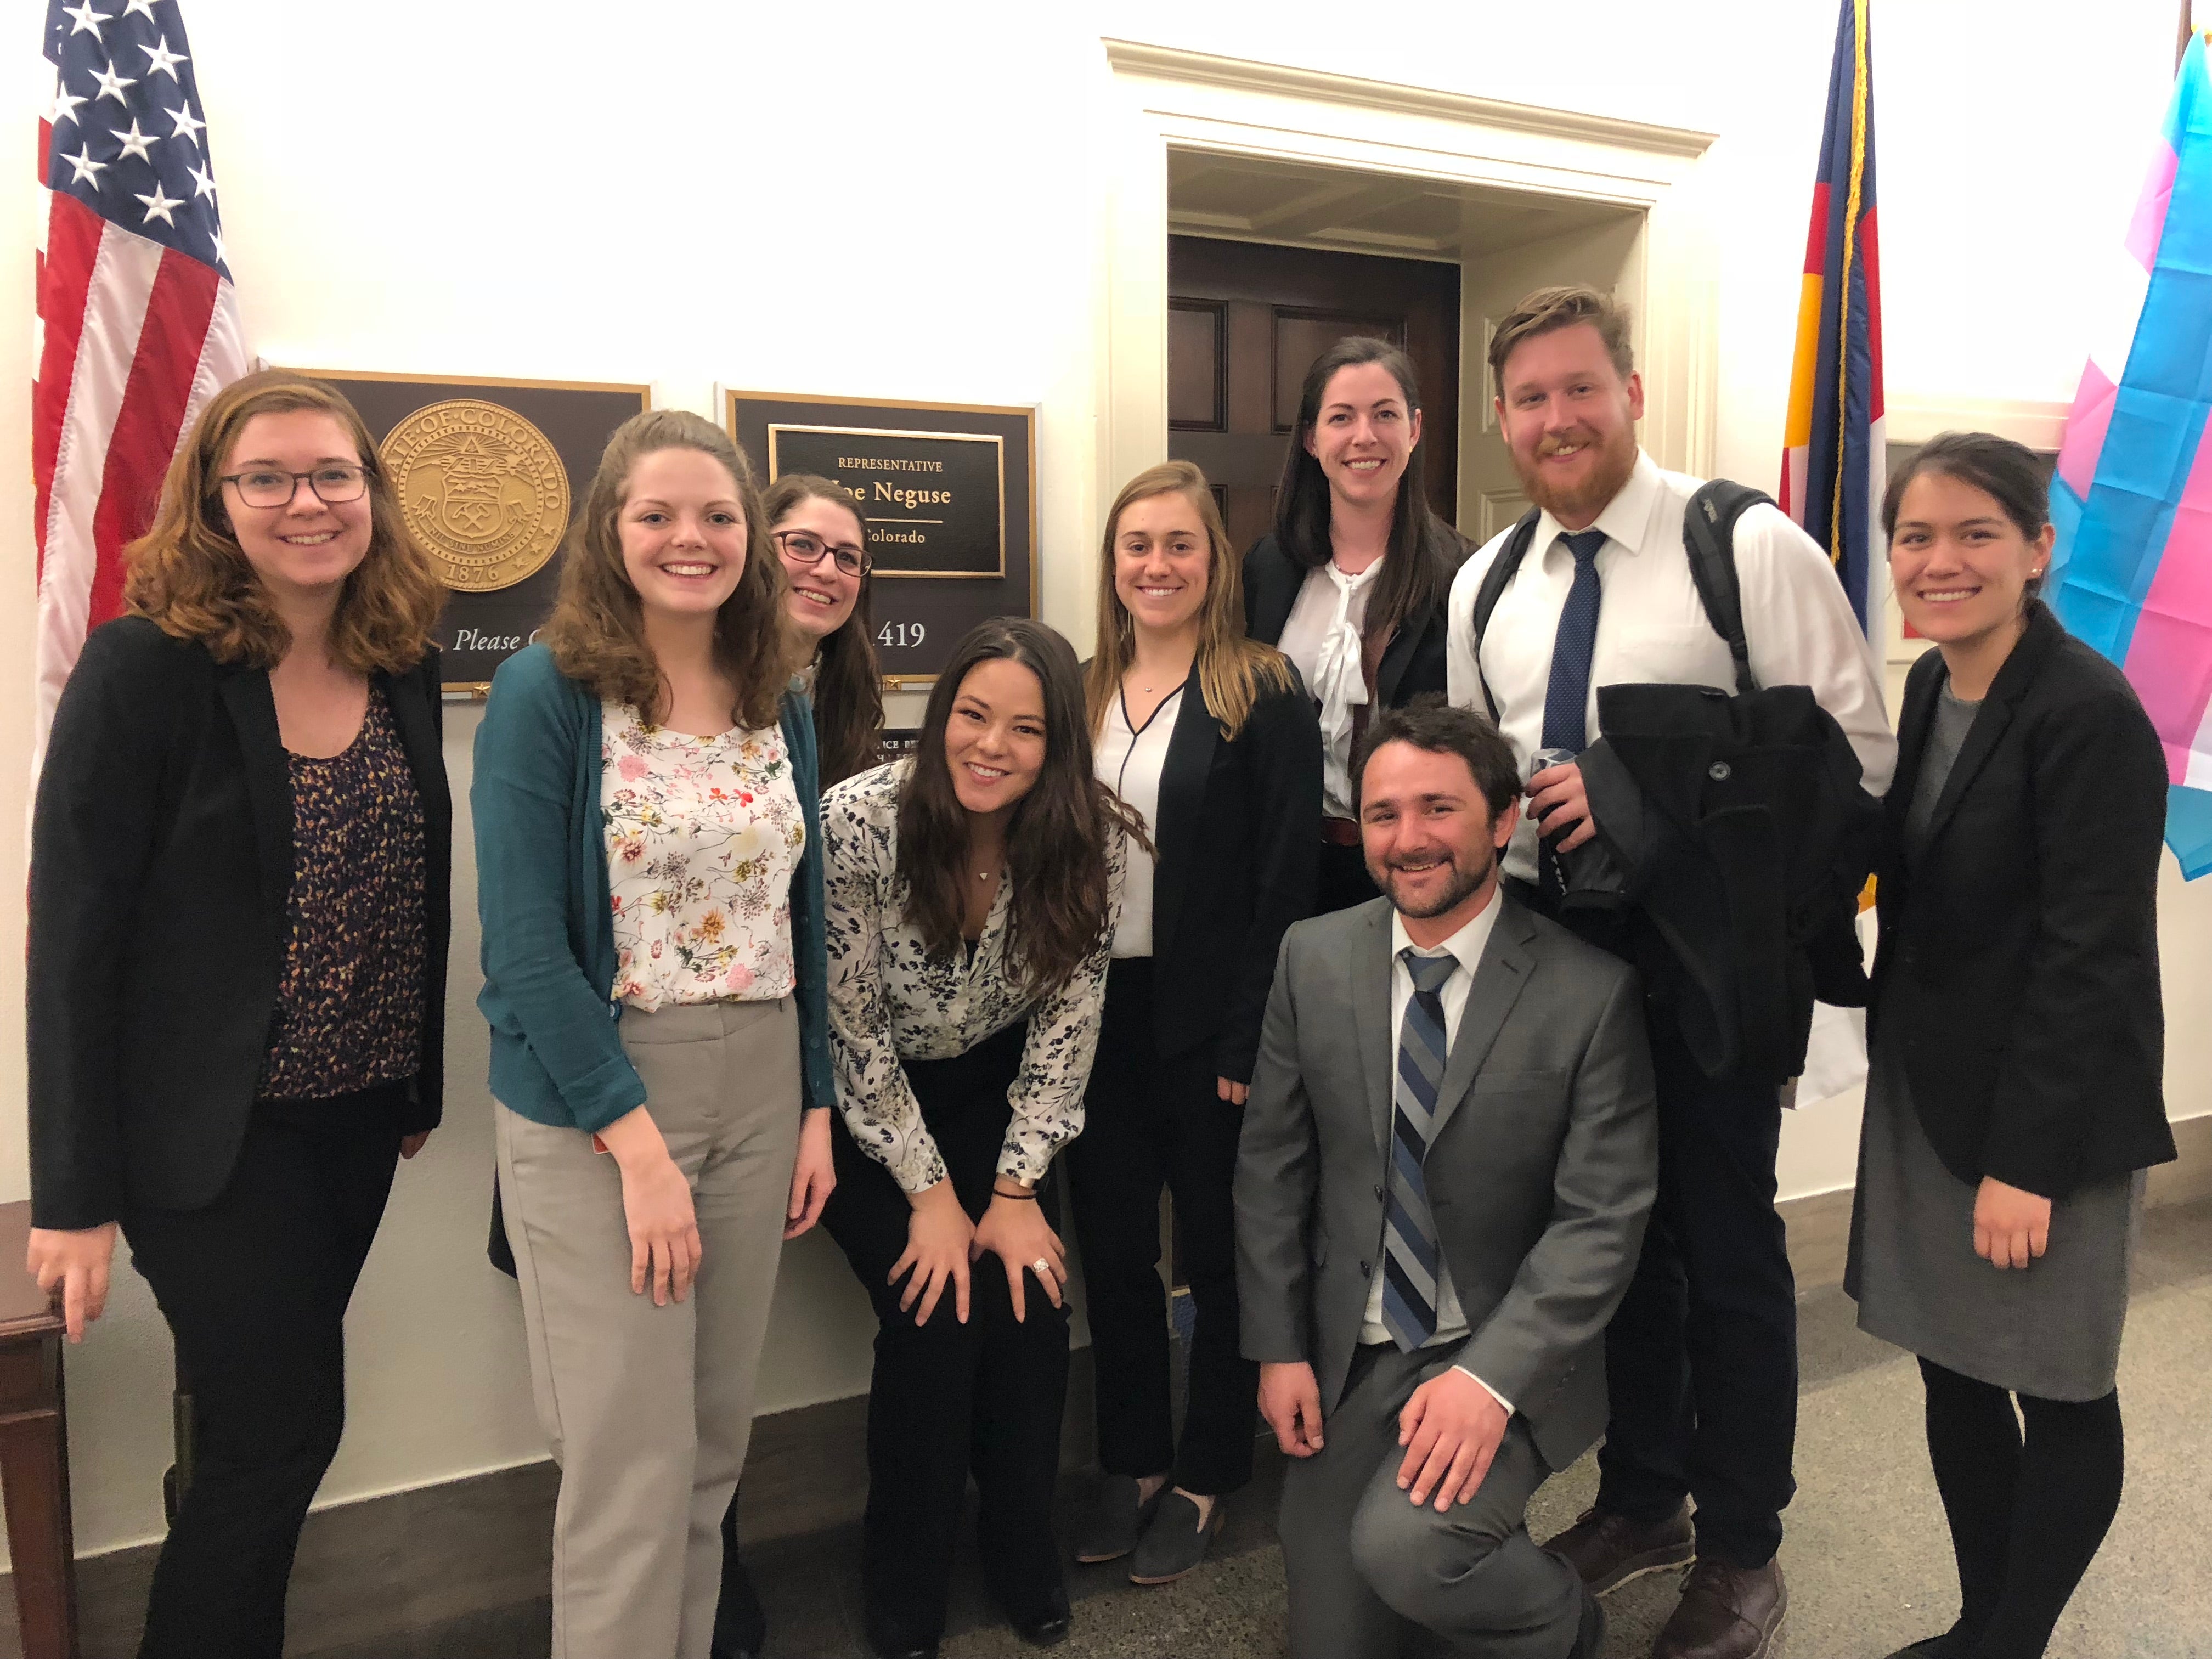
[33,0,247,778]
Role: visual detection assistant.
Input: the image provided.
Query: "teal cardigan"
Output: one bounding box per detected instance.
[471,643,834,1131]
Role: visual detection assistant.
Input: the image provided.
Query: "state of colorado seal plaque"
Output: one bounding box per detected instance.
[380,399,571,592]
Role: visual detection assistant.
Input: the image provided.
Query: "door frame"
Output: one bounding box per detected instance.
[1101,40,1720,546]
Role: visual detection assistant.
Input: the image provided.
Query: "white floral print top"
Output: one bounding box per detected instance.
[602,701,805,1012]
[822,760,1122,1193]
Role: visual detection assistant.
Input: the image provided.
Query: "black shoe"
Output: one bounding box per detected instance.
[1127,1490,1223,1585]
[1072,1472,1163,1564]
[862,1611,940,1659]
[1007,1588,1073,1647]
[1567,1582,1607,1659]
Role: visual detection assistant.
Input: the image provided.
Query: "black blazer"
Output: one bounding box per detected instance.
[1241,530,1459,715]
[28,617,452,1228]
[1136,664,1322,1084]
[1869,602,2175,1199]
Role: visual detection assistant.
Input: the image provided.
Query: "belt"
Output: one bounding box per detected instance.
[1321,816,1363,847]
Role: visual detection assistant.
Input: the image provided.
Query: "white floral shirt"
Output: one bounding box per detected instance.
[822,760,1122,1193]
[602,701,805,1012]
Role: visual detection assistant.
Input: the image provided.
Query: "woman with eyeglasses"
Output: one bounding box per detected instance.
[27,370,449,1658]
[1244,336,1467,913]
[709,475,884,1657]
[473,410,836,1657]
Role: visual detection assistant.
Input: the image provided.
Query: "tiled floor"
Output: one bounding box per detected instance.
[18,1199,2209,1658]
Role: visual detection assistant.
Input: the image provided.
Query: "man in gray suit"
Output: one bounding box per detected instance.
[1236,698,1658,1659]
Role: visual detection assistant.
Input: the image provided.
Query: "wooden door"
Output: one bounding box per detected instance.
[1166,237,1460,557]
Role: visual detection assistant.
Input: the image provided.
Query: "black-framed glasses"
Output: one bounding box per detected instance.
[217,464,371,509]
[774,528,868,579]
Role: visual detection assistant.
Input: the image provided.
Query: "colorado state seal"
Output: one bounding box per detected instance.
[380,399,571,592]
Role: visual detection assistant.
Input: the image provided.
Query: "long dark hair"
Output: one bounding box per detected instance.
[763,473,884,784]
[1273,336,1459,663]
[896,618,1142,995]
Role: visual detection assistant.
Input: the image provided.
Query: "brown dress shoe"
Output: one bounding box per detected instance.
[1652,1557,1786,1659]
[1541,1504,1696,1595]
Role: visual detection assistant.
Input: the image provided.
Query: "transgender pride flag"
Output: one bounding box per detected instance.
[2049,31,2212,876]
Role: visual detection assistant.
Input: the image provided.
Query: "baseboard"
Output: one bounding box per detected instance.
[1782,1110,2212,1294]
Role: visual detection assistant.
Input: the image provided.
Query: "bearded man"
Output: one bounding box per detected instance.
[1444,285,1894,1659]
[1234,698,1658,1659]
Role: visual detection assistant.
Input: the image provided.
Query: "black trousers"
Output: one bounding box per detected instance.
[1593,1011,1797,1566]
[1317,838,1380,916]
[1065,958,1256,1496]
[820,1022,1070,1645]
[121,1092,404,1659]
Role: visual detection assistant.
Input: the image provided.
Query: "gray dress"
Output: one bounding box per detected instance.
[1845,686,2143,1401]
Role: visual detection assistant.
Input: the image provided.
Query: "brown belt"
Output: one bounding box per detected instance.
[1321,816,1363,847]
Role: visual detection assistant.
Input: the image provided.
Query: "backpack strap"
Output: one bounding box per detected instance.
[1681,479,1773,697]
[1469,507,1543,721]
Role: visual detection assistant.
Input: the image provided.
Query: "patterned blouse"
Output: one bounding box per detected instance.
[258,687,426,1100]
[603,701,806,1012]
[822,760,1121,1193]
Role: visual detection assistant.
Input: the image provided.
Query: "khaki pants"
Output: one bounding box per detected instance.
[497,998,802,1659]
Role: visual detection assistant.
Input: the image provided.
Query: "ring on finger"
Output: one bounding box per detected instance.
[1031,1256,1052,1277]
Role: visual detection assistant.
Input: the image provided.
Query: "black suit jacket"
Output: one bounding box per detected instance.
[1241,531,1458,714]
[1869,602,2175,1199]
[28,617,452,1228]
[1139,666,1322,1083]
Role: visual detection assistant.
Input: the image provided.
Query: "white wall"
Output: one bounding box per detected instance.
[4,0,2206,1559]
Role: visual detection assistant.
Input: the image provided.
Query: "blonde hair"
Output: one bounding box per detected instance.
[540,410,805,730]
[1084,460,1293,742]
[122,370,444,672]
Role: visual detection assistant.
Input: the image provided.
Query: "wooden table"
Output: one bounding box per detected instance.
[0,1201,78,1659]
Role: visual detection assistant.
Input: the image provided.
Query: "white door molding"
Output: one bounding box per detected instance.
[1100,40,1722,532]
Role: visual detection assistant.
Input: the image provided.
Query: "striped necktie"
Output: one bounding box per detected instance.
[1382,949,1459,1352]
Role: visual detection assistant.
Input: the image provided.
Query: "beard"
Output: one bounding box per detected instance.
[1372,838,1497,921]
[1513,422,1638,524]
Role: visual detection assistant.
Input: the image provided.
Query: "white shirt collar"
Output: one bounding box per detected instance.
[1390,884,1504,980]
[1532,447,1664,565]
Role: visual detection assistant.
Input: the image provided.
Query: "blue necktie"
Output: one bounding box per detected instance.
[1539,529,1609,755]
[1382,949,1458,1352]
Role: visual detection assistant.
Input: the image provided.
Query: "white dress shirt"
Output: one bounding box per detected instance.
[1357,895,1514,1413]
[1096,685,1183,958]
[1445,450,1895,883]
[1276,560,1378,819]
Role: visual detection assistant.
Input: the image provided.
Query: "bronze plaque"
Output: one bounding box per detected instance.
[729,391,1036,687]
[284,369,650,691]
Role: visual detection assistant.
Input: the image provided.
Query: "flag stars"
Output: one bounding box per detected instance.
[62,2,112,42]
[123,0,161,16]
[49,84,87,128]
[188,160,216,202]
[113,119,160,162]
[136,184,184,227]
[140,36,188,78]
[91,65,138,106]
[166,104,205,146]
[62,144,108,186]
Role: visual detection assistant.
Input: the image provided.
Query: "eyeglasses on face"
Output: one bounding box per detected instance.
[774,528,869,579]
[217,464,371,509]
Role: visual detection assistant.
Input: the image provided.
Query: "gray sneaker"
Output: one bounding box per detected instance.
[1071,1474,1160,1564]
[1127,1491,1222,1585]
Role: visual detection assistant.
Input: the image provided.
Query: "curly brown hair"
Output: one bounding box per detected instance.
[541,410,805,730]
[121,370,444,672]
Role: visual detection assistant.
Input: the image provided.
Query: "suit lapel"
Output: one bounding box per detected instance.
[218,666,293,918]
[1350,903,1397,1157]
[1374,606,1424,709]
[1427,896,1537,1144]
[1147,665,1215,964]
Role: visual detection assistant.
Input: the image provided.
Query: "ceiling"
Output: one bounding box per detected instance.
[1166,149,1636,261]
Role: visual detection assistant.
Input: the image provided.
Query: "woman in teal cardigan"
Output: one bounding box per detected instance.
[473,409,834,1659]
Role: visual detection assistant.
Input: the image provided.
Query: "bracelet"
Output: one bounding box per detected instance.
[992,1186,1039,1201]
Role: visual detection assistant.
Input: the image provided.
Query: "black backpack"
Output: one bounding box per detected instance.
[1465,479,1775,720]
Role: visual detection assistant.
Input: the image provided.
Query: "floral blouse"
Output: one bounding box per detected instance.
[822,760,1122,1193]
[603,701,806,1012]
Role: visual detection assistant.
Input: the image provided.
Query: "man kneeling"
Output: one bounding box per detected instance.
[1235,699,1658,1659]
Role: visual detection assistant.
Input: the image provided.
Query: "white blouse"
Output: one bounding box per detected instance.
[821,760,1122,1194]
[1276,559,1379,819]
[601,701,805,1013]
[1096,685,1182,959]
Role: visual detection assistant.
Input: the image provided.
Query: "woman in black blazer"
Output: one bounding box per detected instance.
[1243,335,1465,914]
[1070,460,1321,1582]
[27,371,449,1659]
[1848,433,2175,1659]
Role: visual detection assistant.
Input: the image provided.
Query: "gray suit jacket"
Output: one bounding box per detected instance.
[1234,892,1658,1472]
